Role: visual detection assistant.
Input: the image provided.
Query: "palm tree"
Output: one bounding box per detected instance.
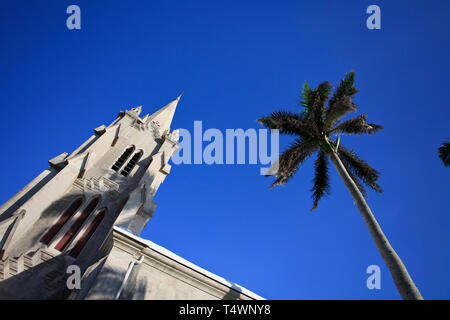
[438,140,450,167]
[258,71,423,300]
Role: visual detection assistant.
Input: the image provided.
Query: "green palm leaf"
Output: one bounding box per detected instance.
[342,160,368,198]
[337,144,382,193]
[331,114,383,135]
[270,138,317,188]
[311,150,331,210]
[438,140,450,167]
[257,111,316,139]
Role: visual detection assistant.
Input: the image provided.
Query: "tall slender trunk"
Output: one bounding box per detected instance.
[328,151,423,300]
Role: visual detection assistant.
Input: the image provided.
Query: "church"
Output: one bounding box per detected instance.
[0,96,263,300]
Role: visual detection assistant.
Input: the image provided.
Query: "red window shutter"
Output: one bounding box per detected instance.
[55,197,100,252]
[69,209,106,258]
[41,198,83,245]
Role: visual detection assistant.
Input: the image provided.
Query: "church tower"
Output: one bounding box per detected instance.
[0,96,182,299]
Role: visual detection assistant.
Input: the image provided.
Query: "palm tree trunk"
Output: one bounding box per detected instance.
[328,151,423,300]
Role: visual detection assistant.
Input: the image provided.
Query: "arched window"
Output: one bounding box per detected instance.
[121,150,143,176]
[69,209,106,258]
[112,146,135,172]
[54,197,100,252]
[41,198,83,245]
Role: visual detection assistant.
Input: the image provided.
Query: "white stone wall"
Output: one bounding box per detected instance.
[79,228,263,300]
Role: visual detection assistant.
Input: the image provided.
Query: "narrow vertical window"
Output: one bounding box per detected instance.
[69,209,106,258]
[121,150,143,176]
[41,198,83,245]
[112,146,135,172]
[55,197,100,252]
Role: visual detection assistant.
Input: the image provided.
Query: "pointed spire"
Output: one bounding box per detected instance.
[129,106,142,117]
[145,94,182,131]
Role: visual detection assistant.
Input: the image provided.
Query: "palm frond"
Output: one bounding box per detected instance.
[329,71,358,106]
[310,93,325,131]
[324,96,357,129]
[298,81,312,108]
[317,81,333,102]
[325,71,359,128]
[311,150,331,210]
[270,138,318,188]
[257,111,315,139]
[341,160,368,198]
[438,140,450,167]
[331,114,383,135]
[337,144,382,193]
[305,81,333,132]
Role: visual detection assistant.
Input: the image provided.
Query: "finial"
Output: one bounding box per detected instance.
[129,106,143,117]
[176,91,184,101]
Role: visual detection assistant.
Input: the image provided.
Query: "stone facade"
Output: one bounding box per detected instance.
[0,96,262,300]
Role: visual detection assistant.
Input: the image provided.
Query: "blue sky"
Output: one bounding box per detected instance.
[0,0,449,299]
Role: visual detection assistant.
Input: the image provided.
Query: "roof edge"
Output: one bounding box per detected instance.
[113,226,265,300]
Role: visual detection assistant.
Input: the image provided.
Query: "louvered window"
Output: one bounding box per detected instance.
[112,146,135,172]
[120,150,143,176]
